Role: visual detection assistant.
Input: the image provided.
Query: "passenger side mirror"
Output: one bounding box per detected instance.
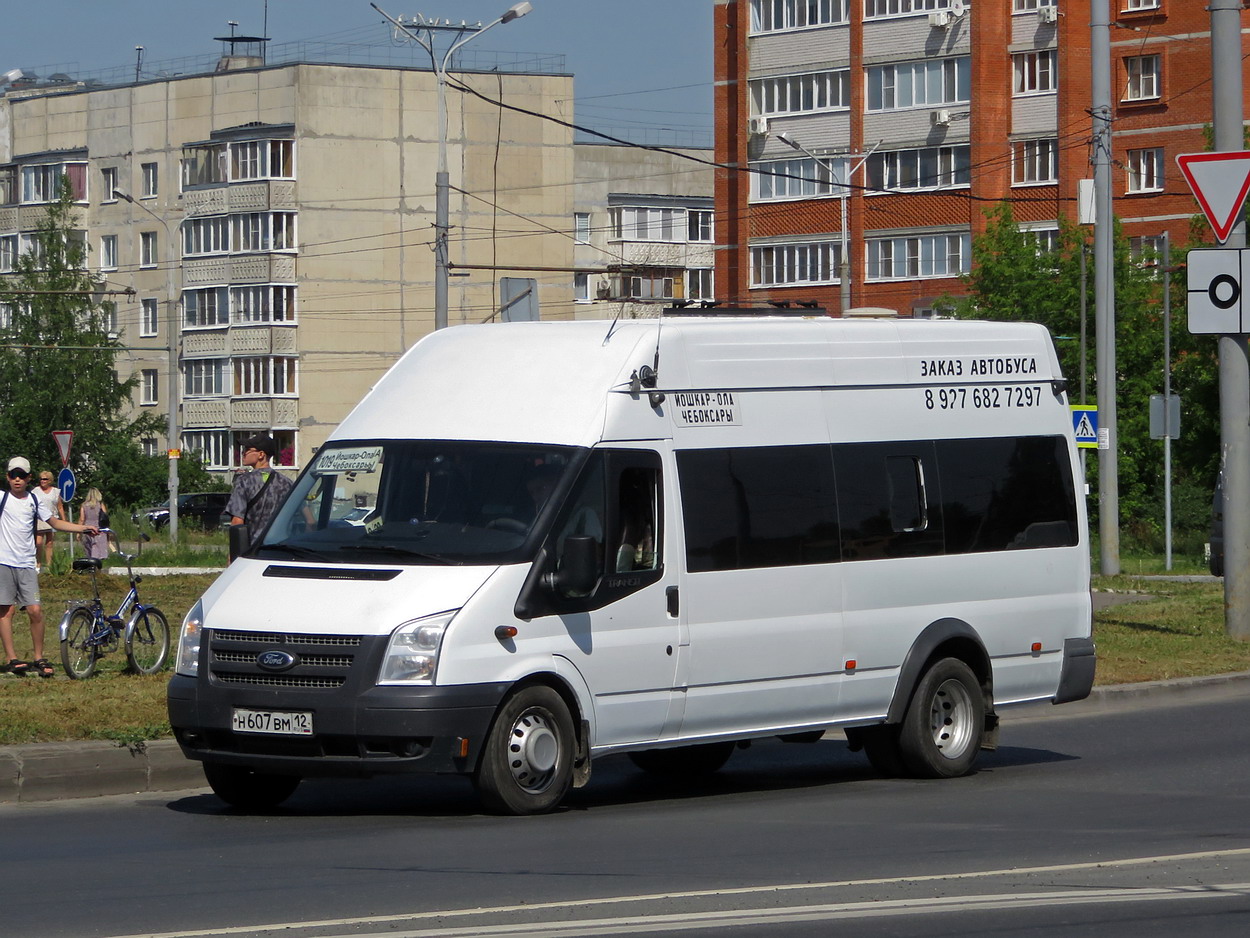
[228,524,249,563]
[549,534,599,598]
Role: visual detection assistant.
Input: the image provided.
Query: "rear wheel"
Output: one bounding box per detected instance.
[60,608,99,680]
[125,607,170,675]
[627,742,735,776]
[475,686,575,815]
[203,763,301,810]
[897,658,985,778]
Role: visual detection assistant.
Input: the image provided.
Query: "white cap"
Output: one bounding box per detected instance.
[7,456,30,474]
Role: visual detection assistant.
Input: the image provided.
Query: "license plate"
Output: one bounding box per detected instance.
[231,708,313,736]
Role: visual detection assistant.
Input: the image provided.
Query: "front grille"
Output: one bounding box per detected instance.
[207,628,371,691]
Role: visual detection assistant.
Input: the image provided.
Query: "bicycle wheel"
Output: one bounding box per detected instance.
[60,607,99,680]
[125,607,171,675]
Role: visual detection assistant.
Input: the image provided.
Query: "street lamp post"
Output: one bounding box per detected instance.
[776,132,879,313]
[117,189,180,544]
[372,2,533,331]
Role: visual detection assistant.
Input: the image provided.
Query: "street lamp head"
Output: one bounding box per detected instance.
[775,131,802,151]
[113,188,135,203]
[502,2,533,23]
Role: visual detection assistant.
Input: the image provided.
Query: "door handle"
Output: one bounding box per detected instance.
[666,586,679,617]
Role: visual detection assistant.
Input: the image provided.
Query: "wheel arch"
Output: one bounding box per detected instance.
[476,663,593,785]
[884,617,993,725]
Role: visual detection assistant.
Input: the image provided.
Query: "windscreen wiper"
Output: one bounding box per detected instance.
[335,543,459,565]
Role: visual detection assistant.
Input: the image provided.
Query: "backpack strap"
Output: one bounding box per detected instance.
[0,490,40,538]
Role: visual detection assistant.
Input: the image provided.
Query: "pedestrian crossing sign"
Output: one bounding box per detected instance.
[1071,405,1098,450]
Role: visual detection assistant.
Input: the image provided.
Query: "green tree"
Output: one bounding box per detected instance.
[952,203,1220,548]
[0,185,167,507]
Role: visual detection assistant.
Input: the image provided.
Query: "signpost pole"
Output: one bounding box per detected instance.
[1211,0,1250,641]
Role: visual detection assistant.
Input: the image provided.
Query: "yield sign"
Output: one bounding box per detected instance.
[52,430,73,467]
[1176,151,1250,243]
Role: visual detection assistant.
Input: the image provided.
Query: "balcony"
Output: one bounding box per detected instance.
[182,180,297,217]
[182,253,296,286]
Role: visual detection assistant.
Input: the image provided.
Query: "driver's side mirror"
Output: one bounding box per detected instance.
[228,524,249,563]
[547,534,599,598]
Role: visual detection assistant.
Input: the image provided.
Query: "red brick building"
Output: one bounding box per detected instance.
[714,0,1247,316]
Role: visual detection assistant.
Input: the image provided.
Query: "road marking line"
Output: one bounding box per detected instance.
[101,846,1250,938]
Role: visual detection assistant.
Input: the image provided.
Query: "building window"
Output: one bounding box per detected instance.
[141,298,160,337]
[752,157,840,201]
[183,430,229,468]
[1023,227,1060,256]
[1012,0,1045,9]
[230,139,295,181]
[750,0,848,31]
[140,231,157,267]
[183,287,229,329]
[624,273,675,299]
[0,167,15,205]
[181,144,227,188]
[1013,50,1057,95]
[231,212,297,253]
[1124,0,1159,9]
[574,273,591,303]
[141,162,158,197]
[868,145,970,191]
[183,359,228,397]
[234,356,298,396]
[865,0,951,16]
[1129,235,1166,267]
[611,207,695,243]
[141,369,159,406]
[100,301,119,337]
[687,268,714,301]
[101,167,118,202]
[20,162,87,203]
[751,241,840,287]
[1012,139,1058,185]
[751,69,850,116]
[688,210,714,242]
[574,213,591,244]
[1,235,18,273]
[99,234,118,271]
[867,57,970,111]
[181,216,230,257]
[1124,55,1160,101]
[867,232,970,280]
[230,284,297,323]
[1127,147,1164,193]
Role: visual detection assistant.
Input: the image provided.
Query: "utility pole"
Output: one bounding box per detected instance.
[1091,0,1119,574]
[1210,0,1250,640]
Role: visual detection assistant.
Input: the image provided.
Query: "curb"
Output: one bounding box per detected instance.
[3,671,1249,806]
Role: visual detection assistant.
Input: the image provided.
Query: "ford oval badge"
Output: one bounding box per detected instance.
[257,650,297,672]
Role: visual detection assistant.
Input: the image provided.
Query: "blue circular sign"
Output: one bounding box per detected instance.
[58,467,76,503]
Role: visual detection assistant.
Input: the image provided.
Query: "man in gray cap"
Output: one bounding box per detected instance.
[226,434,293,552]
[2,456,100,677]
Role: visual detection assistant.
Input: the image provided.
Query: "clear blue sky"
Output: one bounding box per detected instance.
[0,0,714,146]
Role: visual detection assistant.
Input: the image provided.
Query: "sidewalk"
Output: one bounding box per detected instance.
[3,671,1248,806]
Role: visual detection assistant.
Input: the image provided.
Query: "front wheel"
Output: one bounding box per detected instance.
[60,607,99,680]
[475,686,575,815]
[125,607,170,675]
[897,657,985,778]
[203,763,301,810]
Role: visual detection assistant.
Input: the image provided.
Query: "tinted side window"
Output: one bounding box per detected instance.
[937,435,1078,552]
[678,445,840,573]
[835,441,943,560]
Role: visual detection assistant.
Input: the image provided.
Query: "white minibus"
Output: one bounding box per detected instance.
[168,312,1094,814]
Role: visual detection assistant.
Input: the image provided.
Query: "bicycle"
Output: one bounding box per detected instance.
[58,531,171,679]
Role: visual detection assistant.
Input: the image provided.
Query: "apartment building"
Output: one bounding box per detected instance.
[1,54,573,470]
[715,0,1246,316]
[572,142,715,319]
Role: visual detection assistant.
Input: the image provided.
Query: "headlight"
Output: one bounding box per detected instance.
[378,611,455,685]
[176,599,204,676]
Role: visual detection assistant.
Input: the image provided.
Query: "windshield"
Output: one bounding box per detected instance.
[257,440,580,565]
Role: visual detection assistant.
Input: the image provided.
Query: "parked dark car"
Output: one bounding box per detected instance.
[134,492,231,531]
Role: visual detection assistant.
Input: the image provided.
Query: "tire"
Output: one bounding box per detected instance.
[627,742,735,776]
[203,763,301,810]
[860,725,908,778]
[60,607,99,680]
[897,657,985,778]
[475,685,575,815]
[125,607,171,675]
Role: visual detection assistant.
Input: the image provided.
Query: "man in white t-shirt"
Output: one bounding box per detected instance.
[1,456,99,678]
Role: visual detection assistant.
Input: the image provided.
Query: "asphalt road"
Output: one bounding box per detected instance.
[3,680,1250,938]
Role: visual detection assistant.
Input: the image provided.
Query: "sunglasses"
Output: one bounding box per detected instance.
[7,469,30,480]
